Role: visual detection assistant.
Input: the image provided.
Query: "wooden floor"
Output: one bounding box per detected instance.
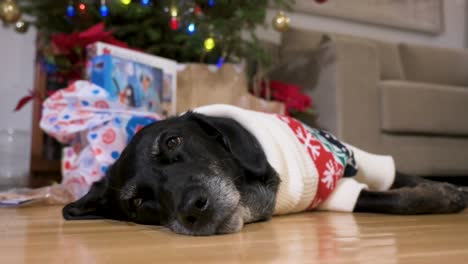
[1,206,467,264]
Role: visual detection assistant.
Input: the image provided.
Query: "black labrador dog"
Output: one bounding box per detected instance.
[63,111,468,235]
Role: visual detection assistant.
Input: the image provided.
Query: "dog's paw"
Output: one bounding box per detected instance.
[458,186,468,205]
[62,202,103,220]
[411,182,466,214]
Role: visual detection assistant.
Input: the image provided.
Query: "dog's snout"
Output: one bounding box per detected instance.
[178,187,212,228]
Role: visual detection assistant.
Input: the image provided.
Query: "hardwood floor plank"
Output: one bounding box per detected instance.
[0,206,467,263]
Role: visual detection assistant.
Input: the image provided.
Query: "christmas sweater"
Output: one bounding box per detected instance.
[194,104,396,215]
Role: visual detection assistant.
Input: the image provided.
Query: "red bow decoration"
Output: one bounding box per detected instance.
[49,22,128,81]
[15,23,129,112]
[259,80,312,115]
[51,23,127,55]
[14,90,56,112]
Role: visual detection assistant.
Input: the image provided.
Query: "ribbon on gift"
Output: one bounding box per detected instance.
[40,81,160,199]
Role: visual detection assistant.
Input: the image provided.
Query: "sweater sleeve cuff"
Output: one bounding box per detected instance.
[317,178,368,212]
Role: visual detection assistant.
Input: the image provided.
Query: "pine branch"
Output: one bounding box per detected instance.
[18,0,294,66]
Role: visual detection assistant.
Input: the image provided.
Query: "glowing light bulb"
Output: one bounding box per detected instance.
[100,5,109,17]
[216,57,225,68]
[187,23,195,34]
[79,3,86,11]
[170,6,178,17]
[141,0,150,5]
[169,17,179,30]
[204,37,215,51]
[121,0,132,5]
[66,5,75,17]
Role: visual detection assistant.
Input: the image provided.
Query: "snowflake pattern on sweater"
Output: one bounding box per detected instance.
[276,115,358,209]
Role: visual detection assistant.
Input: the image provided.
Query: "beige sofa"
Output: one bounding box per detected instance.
[271,29,468,176]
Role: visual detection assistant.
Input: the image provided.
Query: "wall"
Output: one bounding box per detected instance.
[0,27,36,132]
[259,0,467,49]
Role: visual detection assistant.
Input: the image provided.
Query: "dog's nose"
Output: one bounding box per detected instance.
[178,188,212,228]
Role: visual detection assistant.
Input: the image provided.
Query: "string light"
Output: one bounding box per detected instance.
[170,6,178,17]
[169,5,179,30]
[169,17,179,30]
[208,0,215,7]
[79,3,86,11]
[66,2,75,17]
[204,37,215,51]
[216,56,225,68]
[100,5,109,16]
[100,0,109,17]
[187,23,195,34]
[141,0,151,6]
[121,0,132,5]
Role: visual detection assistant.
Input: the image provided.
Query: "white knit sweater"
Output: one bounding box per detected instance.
[194,104,395,215]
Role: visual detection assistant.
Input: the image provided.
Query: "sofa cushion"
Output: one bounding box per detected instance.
[381,133,468,176]
[372,40,405,80]
[333,35,405,81]
[380,80,468,136]
[282,29,405,81]
[399,43,468,87]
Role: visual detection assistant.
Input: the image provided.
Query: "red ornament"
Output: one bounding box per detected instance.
[169,17,179,30]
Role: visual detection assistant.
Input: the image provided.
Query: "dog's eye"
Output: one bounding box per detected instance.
[166,136,182,150]
[132,198,143,208]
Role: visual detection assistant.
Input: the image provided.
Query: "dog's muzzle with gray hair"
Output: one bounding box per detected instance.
[167,162,243,235]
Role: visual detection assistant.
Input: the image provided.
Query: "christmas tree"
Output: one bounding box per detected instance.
[5,0,293,66]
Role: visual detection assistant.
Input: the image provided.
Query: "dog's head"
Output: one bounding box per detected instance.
[63,112,279,235]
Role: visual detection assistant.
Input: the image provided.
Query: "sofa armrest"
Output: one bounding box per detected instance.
[312,36,383,152]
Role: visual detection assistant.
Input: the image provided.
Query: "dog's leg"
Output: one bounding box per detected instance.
[390,172,468,205]
[461,187,468,204]
[354,172,467,214]
[389,171,426,188]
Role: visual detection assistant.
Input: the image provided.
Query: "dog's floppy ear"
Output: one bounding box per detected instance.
[188,113,272,179]
[62,175,111,220]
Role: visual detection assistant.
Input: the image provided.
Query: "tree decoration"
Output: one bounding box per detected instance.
[187,22,195,34]
[204,36,215,51]
[78,3,86,12]
[169,16,179,30]
[216,56,225,68]
[141,0,151,6]
[100,0,109,17]
[66,3,75,17]
[169,5,179,30]
[0,0,22,23]
[272,11,290,32]
[170,5,178,17]
[14,0,294,66]
[14,19,28,33]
